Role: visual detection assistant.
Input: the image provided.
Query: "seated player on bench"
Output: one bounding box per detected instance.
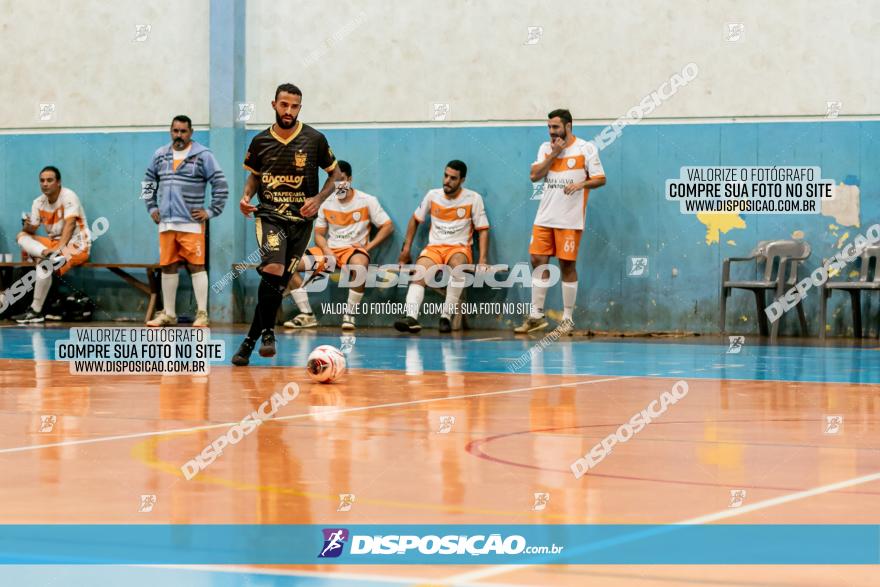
[284,160,394,330]
[13,166,91,324]
[394,160,489,334]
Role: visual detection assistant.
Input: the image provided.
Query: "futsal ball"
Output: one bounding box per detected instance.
[306,345,346,383]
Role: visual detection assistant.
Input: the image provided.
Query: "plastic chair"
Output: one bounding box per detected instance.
[720,240,811,342]
[819,245,880,339]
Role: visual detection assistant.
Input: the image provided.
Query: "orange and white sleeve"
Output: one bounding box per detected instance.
[586,143,606,179]
[369,197,391,227]
[413,192,432,222]
[472,194,489,230]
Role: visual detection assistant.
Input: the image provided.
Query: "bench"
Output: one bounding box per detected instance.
[0,262,161,322]
[229,262,510,330]
[396,264,510,330]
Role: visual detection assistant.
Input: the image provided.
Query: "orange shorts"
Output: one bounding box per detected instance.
[418,244,473,266]
[33,235,89,276]
[159,227,205,266]
[307,245,369,273]
[528,226,582,261]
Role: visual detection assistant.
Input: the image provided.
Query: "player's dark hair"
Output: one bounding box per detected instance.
[275,83,303,100]
[338,160,352,177]
[40,165,61,181]
[446,159,467,179]
[172,115,192,129]
[548,108,573,126]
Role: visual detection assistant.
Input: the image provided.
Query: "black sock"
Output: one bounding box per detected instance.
[246,307,262,342]
[257,273,286,336]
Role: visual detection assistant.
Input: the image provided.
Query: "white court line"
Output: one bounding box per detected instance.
[0,376,634,455]
[142,564,525,587]
[472,337,503,342]
[440,470,880,585]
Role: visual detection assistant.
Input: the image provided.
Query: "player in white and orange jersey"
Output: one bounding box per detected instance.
[284,160,394,330]
[13,166,91,324]
[514,109,606,334]
[395,160,490,334]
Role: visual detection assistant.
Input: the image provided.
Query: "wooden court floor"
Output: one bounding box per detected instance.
[0,325,879,585]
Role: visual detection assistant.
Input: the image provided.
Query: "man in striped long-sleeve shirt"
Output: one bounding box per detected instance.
[142,115,228,327]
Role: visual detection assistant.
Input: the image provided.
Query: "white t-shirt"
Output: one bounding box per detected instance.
[413,188,489,246]
[29,187,90,250]
[314,189,391,249]
[532,136,605,230]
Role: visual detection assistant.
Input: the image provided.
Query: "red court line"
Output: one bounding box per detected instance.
[466,419,880,496]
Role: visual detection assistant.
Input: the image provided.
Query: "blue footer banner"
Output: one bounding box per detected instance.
[0,525,878,564]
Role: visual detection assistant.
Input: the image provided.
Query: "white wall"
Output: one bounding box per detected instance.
[0,0,210,129]
[246,0,880,124]
[1,0,875,129]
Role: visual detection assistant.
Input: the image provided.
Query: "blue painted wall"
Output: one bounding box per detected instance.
[1,121,877,335]
[0,131,213,321]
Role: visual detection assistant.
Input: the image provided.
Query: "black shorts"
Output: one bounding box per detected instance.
[254,216,313,278]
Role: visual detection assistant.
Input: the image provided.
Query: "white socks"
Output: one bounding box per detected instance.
[529,276,578,321]
[443,277,466,319]
[161,273,179,317]
[162,271,212,316]
[530,277,549,319]
[405,284,425,319]
[18,234,48,258]
[31,270,52,312]
[562,281,578,321]
[291,288,312,314]
[345,290,364,316]
[191,271,208,313]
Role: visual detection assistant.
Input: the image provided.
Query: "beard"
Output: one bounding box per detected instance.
[276,112,297,129]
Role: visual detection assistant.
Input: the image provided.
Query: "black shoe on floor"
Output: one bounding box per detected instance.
[259,330,277,357]
[438,316,452,333]
[231,338,256,366]
[394,316,422,333]
[14,309,45,324]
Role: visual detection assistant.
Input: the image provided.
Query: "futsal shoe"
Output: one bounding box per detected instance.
[259,330,277,357]
[14,309,45,324]
[341,314,356,330]
[438,316,452,333]
[513,315,549,334]
[394,316,422,333]
[146,310,178,327]
[231,338,255,366]
[193,310,210,327]
[284,312,317,329]
[559,318,576,336]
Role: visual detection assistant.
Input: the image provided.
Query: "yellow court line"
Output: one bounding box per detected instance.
[130,433,604,522]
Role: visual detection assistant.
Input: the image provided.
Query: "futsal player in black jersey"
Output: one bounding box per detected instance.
[232,83,342,366]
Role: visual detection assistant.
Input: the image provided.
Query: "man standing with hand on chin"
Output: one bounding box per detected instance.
[514,108,606,334]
